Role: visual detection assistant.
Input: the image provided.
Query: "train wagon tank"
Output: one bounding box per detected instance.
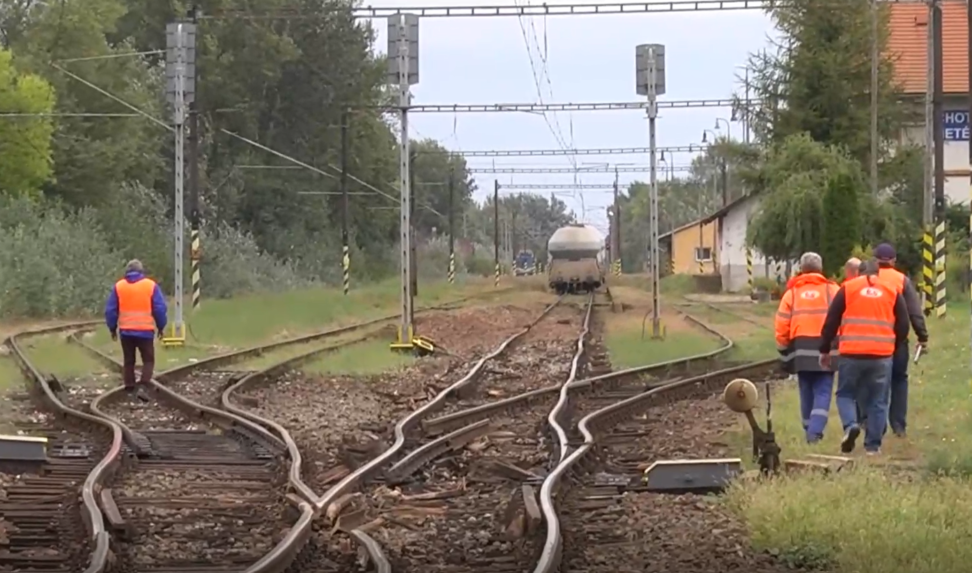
[547,224,605,294]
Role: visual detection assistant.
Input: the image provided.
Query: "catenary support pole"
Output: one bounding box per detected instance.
[494,180,500,287]
[448,169,455,284]
[172,25,186,341]
[396,17,414,345]
[409,149,418,297]
[341,110,350,295]
[932,0,947,318]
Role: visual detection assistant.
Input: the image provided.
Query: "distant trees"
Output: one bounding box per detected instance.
[0,48,55,196]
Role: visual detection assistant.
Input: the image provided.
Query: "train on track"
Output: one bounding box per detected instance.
[547,224,606,294]
[514,249,537,276]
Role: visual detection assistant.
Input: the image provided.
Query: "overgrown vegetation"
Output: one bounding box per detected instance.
[0,0,572,318]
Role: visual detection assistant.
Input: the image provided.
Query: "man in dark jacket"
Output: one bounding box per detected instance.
[818,259,910,455]
[873,243,929,438]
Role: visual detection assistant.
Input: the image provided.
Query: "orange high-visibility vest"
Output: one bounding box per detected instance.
[775,273,838,372]
[877,266,906,295]
[839,275,897,357]
[116,278,157,331]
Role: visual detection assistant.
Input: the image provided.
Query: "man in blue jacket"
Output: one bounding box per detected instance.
[104,260,167,400]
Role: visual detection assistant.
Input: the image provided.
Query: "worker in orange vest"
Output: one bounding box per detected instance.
[774,252,839,443]
[818,259,910,455]
[872,243,928,438]
[104,260,168,400]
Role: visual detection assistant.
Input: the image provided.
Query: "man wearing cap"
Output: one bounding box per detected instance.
[104,260,167,400]
[818,259,910,455]
[872,243,929,438]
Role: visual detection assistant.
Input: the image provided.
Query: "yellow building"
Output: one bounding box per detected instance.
[659,217,720,275]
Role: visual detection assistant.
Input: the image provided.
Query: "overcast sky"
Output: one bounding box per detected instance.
[368,2,777,237]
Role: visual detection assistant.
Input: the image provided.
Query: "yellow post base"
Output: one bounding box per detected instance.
[162,323,186,348]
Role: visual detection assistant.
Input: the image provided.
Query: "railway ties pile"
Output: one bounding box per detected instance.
[93,382,290,572]
[358,294,598,573]
[0,422,108,573]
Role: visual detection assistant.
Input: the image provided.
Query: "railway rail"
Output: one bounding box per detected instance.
[3,290,780,573]
[1,289,513,573]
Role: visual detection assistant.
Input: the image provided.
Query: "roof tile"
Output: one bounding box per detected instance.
[888,3,968,94]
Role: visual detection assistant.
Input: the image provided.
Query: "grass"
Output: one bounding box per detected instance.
[601,287,726,368]
[303,338,416,375]
[724,301,972,573]
[82,276,504,367]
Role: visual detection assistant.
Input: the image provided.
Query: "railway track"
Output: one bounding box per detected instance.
[1,290,514,573]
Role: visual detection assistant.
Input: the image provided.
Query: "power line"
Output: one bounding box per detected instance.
[500,183,618,189]
[202,0,935,20]
[385,99,740,112]
[470,165,692,173]
[444,145,705,156]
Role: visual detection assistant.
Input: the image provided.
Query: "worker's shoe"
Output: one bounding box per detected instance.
[865,449,881,456]
[126,385,149,403]
[892,428,907,438]
[840,425,860,454]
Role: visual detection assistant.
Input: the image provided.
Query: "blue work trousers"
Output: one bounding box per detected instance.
[797,371,834,443]
[888,344,910,435]
[836,356,892,452]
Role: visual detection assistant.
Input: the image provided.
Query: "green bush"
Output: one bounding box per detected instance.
[201,221,308,299]
[0,196,120,317]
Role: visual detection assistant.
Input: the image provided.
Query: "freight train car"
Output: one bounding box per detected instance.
[547,224,605,294]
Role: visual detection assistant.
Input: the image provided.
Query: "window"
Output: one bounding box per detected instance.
[694,247,713,262]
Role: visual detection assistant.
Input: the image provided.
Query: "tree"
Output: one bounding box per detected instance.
[0,48,55,196]
[820,171,862,276]
[748,133,864,261]
[740,0,902,166]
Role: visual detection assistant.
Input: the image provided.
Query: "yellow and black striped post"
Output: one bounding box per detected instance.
[494,263,500,287]
[922,226,935,316]
[342,244,350,295]
[698,257,704,275]
[190,229,201,310]
[448,251,455,284]
[935,221,947,317]
[746,248,753,293]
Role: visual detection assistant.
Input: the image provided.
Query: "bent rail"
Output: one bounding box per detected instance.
[71,336,316,573]
[546,293,595,464]
[4,321,120,573]
[532,308,772,573]
[311,295,567,516]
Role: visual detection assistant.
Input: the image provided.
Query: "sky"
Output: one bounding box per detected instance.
[366,1,777,238]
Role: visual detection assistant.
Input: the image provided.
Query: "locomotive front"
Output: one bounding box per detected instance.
[546,224,605,294]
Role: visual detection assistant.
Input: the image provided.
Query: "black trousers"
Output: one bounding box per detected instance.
[120,335,155,388]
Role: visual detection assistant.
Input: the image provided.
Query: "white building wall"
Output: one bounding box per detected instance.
[719,196,771,292]
[901,112,970,206]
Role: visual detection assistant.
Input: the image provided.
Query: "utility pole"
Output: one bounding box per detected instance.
[409,149,418,297]
[448,169,455,284]
[922,0,935,316]
[494,180,500,287]
[164,20,196,346]
[932,0,946,318]
[870,0,879,196]
[341,110,350,295]
[187,9,201,316]
[613,168,622,276]
[967,0,972,380]
[637,43,665,338]
[388,13,419,350]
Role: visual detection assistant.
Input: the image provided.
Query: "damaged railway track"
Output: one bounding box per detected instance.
[0,289,513,573]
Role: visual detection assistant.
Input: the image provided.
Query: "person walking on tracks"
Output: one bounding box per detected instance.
[818,259,909,455]
[774,252,839,444]
[872,243,928,438]
[104,259,167,400]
